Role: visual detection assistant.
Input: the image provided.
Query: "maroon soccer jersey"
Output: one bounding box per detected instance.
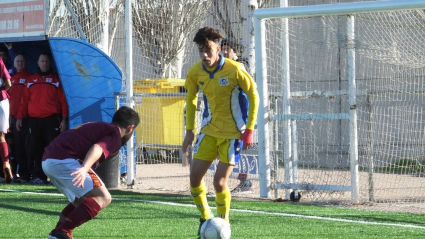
[42,122,122,170]
[0,58,10,101]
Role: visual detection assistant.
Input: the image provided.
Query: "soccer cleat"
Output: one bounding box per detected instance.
[231,180,253,194]
[197,214,214,238]
[47,230,73,239]
[197,218,206,239]
[3,162,12,184]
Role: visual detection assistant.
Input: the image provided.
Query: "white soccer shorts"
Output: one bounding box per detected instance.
[0,98,9,134]
[42,158,105,203]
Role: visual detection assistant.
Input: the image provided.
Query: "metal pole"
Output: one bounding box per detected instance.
[254,16,271,198]
[347,14,359,204]
[254,0,425,20]
[280,0,292,200]
[367,94,374,202]
[125,0,135,188]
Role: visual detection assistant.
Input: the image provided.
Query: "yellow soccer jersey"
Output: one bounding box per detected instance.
[185,56,259,139]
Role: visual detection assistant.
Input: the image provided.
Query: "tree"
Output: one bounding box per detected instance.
[48,0,124,56]
[208,0,273,76]
[132,0,212,78]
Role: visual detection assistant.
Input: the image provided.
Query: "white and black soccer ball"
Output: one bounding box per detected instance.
[200,217,231,239]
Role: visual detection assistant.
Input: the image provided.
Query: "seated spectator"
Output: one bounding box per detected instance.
[16,52,68,185]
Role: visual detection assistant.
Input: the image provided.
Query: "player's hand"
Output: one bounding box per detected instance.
[182,130,194,153]
[71,167,88,188]
[16,118,22,131]
[59,118,67,133]
[240,129,254,150]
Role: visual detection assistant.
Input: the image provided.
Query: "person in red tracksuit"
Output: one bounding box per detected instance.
[9,54,32,183]
[16,52,68,185]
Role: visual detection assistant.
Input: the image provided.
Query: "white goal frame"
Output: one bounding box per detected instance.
[254,0,425,203]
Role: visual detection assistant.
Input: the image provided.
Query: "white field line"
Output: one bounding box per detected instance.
[1,189,425,229]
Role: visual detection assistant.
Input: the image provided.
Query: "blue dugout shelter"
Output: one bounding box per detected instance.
[10,38,123,188]
[11,38,122,127]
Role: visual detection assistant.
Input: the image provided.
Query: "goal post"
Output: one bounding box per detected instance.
[254,0,425,203]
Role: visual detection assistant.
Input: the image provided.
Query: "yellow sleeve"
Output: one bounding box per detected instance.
[237,66,259,130]
[184,68,198,130]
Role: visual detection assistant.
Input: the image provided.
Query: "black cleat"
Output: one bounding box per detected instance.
[47,230,73,239]
[197,218,207,239]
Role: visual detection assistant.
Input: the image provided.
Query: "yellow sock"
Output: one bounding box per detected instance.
[190,184,211,220]
[215,189,231,223]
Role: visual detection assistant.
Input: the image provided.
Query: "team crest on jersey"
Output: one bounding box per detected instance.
[19,79,25,84]
[46,78,52,83]
[219,77,229,86]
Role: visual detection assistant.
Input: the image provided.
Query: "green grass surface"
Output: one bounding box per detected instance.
[0,184,424,238]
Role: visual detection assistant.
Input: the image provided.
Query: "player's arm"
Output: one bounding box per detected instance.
[16,81,30,131]
[238,68,259,149]
[0,58,11,90]
[71,144,104,188]
[182,70,198,153]
[238,68,259,131]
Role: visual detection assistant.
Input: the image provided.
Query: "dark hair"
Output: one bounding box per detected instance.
[112,106,140,129]
[39,51,52,60]
[193,27,224,47]
[221,39,239,54]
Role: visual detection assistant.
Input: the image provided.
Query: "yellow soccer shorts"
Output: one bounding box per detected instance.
[193,133,243,165]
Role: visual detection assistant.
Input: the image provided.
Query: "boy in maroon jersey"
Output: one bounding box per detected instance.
[43,106,140,239]
[0,57,12,183]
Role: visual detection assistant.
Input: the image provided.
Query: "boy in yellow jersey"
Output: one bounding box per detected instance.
[182,27,259,238]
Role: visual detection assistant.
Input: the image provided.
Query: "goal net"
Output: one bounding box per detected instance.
[255,1,425,210]
[46,0,425,212]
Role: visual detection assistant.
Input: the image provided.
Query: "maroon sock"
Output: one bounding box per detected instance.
[0,142,8,164]
[54,203,76,231]
[59,198,101,233]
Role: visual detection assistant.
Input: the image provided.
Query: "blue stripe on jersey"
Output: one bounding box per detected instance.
[230,87,249,132]
[238,87,249,124]
[201,94,212,129]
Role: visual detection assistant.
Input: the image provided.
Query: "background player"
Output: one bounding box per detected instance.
[0,57,11,183]
[42,106,140,239]
[221,39,254,194]
[182,27,259,238]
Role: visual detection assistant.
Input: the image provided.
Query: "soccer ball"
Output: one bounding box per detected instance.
[200,217,231,239]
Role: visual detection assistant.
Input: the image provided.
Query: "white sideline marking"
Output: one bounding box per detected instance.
[1,189,425,229]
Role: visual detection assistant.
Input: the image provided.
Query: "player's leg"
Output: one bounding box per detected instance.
[214,162,234,222]
[43,158,78,239]
[58,172,112,233]
[43,158,109,239]
[0,100,11,183]
[190,134,218,238]
[0,131,12,183]
[190,158,214,219]
[214,138,240,223]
